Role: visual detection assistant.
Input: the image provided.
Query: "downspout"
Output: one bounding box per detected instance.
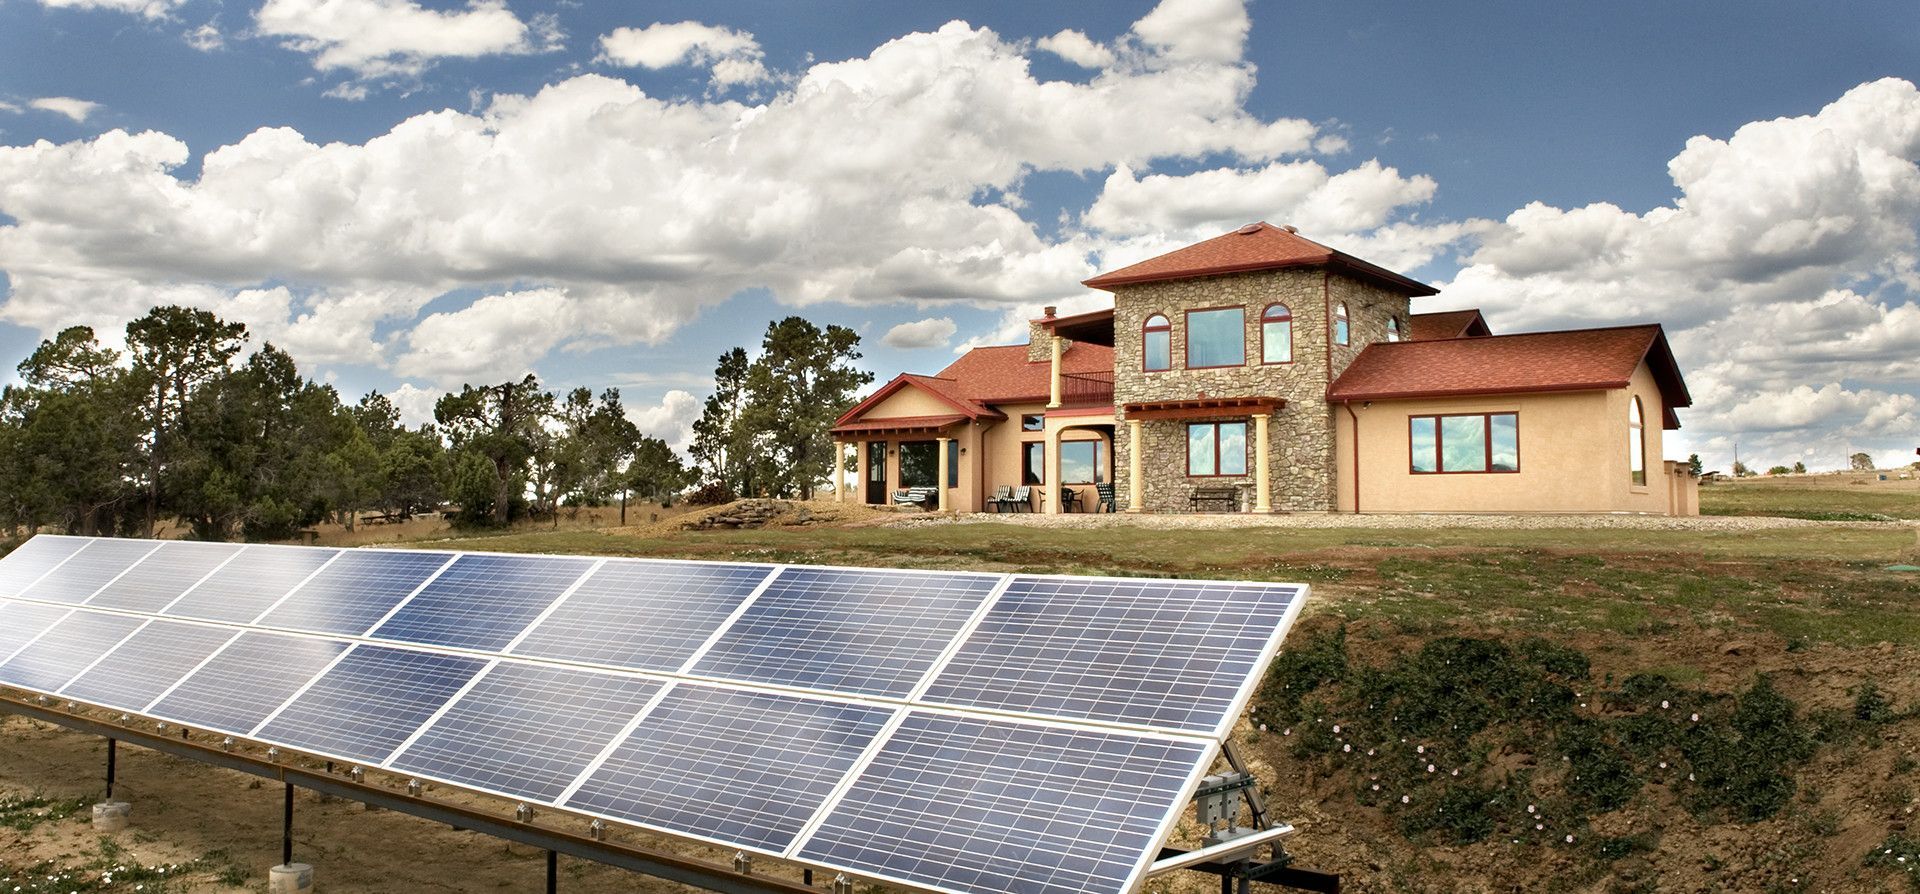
[1342,400,1361,513]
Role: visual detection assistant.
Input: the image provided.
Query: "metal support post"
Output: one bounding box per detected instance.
[804,869,813,886]
[282,783,295,867]
[548,850,558,894]
[105,737,116,800]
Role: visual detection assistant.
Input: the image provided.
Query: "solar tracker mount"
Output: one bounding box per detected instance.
[0,534,1327,894]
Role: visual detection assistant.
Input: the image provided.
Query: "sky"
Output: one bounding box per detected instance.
[0,0,1917,473]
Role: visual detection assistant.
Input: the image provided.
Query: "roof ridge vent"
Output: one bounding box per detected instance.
[1280,224,1299,233]
[1235,223,1262,235]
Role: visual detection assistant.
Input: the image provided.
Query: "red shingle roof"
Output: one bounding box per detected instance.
[1327,325,1691,428]
[1409,309,1491,340]
[1083,222,1438,296]
[834,342,1115,426]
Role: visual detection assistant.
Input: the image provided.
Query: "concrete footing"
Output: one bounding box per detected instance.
[268,863,314,893]
[90,801,130,832]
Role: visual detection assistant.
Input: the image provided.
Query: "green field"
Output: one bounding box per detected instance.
[1700,472,1920,520]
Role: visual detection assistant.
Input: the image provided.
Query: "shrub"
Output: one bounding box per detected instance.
[685,482,736,506]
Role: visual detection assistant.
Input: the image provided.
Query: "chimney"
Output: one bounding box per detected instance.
[1043,305,1057,318]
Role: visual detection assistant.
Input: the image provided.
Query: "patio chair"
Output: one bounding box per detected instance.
[1060,487,1084,513]
[1095,482,1118,513]
[1009,486,1034,512]
[988,485,1014,513]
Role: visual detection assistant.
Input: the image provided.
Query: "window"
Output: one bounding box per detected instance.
[1021,414,1044,432]
[1187,422,1248,477]
[1386,316,1401,342]
[1629,397,1646,486]
[1261,303,1292,364]
[1186,307,1245,368]
[1022,442,1044,485]
[1409,413,1518,474]
[1143,314,1171,372]
[1059,440,1107,485]
[898,440,939,488]
[1334,302,1350,346]
[948,440,960,488]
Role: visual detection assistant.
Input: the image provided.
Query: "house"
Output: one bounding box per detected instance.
[829,222,1699,515]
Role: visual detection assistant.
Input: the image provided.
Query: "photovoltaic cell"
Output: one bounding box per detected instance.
[256,645,486,764]
[163,545,339,623]
[511,559,772,671]
[0,600,73,663]
[689,567,997,698]
[922,576,1305,735]
[18,538,158,604]
[257,550,453,636]
[0,536,90,597]
[390,663,663,803]
[566,685,894,853]
[61,621,239,713]
[87,541,244,613]
[798,713,1211,894]
[0,610,146,694]
[149,632,348,736]
[370,554,595,652]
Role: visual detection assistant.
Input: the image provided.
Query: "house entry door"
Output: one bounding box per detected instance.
[866,441,888,504]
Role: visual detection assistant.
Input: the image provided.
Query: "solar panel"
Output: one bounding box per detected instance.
[921,576,1304,736]
[18,538,159,604]
[162,545,339,623]
[565,684,895,854]
[688,567,998,698]
[0,610,147,693]
[0,600,73,664]
[148,632,349,736]
[257,550,454,636]
[511,559,772,671]
[390,662,665,803]
[0,535,90,596]
[370,554,595,652]
[796,713,1212,894]
[61,621,239,712]
[255,645,487,764]
[87,541,244,613]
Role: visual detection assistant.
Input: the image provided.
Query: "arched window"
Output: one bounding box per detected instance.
[1386,316,1402,342]
[1143,313,1171,372]
[1629,397,1647,486]
[1334,302,1350,346]
[1261,303,1292,363]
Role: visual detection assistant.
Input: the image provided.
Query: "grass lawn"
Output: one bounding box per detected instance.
[423,519,1920,649]
[1701,471,1920,520]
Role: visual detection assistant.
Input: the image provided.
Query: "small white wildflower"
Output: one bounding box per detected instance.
[1400,795,1410,804]
[1565,834,1575,844]
[1660,700,1670,709]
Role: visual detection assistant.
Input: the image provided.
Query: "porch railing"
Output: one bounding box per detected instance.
[1060,370,1114,406]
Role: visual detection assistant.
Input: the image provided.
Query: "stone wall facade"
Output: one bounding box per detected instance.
[1107,268,1410,512]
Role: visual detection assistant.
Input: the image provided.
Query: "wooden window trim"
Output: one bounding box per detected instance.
[1407,412,1521,475]
[1143,313,1172,373]
[1186,420,1249,478]
[1260,302,1293,365]
[1184,305,1247,370]
[1021,440,1045,485]
[1059,438,1106,485]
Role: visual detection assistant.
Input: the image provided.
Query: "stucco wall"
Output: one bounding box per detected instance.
[1332,361,1682,514]
[1105,268,1410,512]
[865,386,954,419]
[976,402,1108,511]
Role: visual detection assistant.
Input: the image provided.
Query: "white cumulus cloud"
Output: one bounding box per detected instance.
[1037,29,1114,69]
[34,0,181,19]
[882,317,958,349]
[255,0,547,85]
[626,389,701,451]
[28,97,100,123]
[598,21,770,87]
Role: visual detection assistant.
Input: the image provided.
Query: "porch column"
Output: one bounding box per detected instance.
[937,437,952,513]
[854,441,869,505]
[830,441,843,501]
[1127,419,1144,513]
[1253,413,1273,513]
[1047,336,1064,409]
[1044,429,1063,515]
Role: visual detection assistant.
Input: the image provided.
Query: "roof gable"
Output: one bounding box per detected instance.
[1083,222,1438,296]
[1410,309,1492,340]
[1328,324,1692,429]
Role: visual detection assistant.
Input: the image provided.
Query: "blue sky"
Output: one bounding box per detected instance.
[1,0,1916,471]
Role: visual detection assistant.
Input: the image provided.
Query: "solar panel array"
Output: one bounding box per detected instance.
[0,535,1307,894]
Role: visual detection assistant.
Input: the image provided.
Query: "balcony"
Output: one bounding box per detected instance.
[1059,370,1114,407]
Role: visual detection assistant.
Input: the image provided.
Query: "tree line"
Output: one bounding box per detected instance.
[0,306,690,541]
